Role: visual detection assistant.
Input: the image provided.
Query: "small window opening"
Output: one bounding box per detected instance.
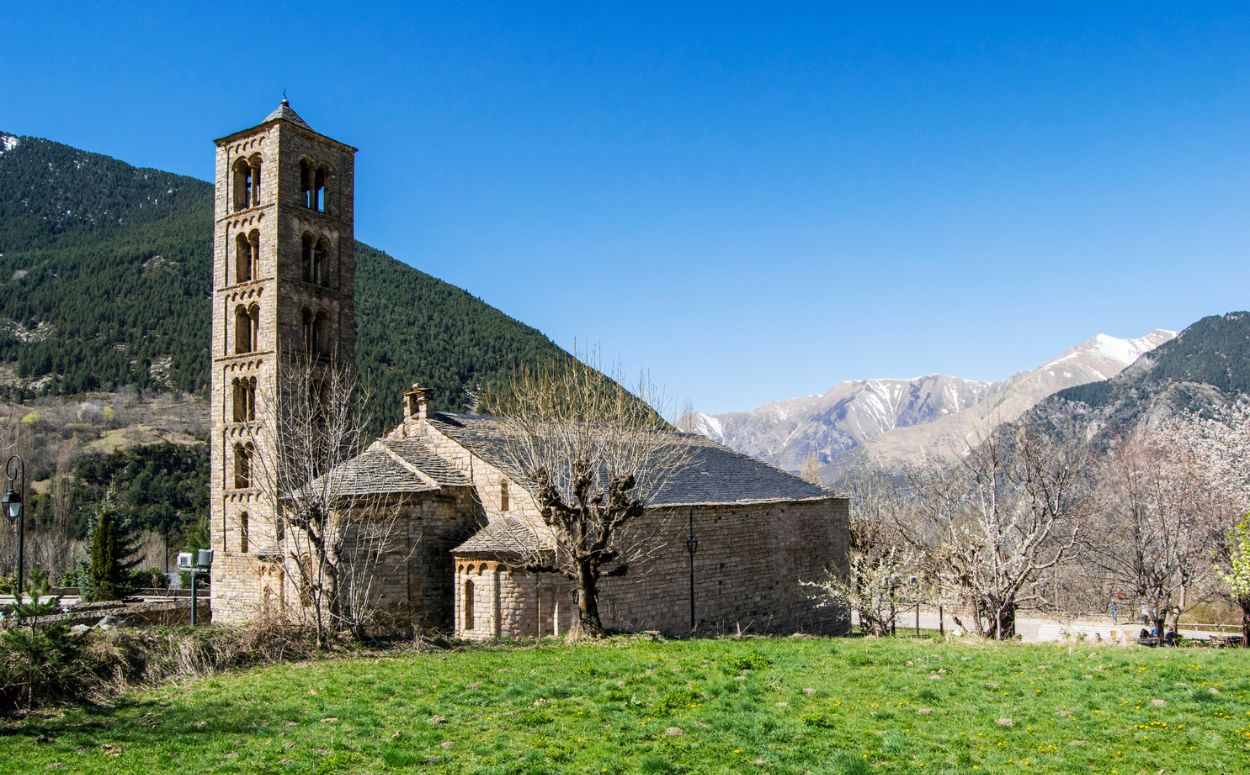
[313,237,329,285]
[239,512,250,553]
[464,579,475,630]
[301,308,314,355]
[232,159,251,211]
[300,160,313,209]
[232,377,256,422]
[314,167,327,212]
[500,480,510,512]
[314,311,330,356]
[249,156,262,205]
[301,234,314,282]
[234,305,255,354]
[234,442,253,489]
[235,233,252,283]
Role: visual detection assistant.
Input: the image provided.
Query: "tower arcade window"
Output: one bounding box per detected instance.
[302,308,331,357]
[232,156,264,211]
[299,159,331,213]
[233,159,251,211]
[234,230,260,283]
[300,233,330,285]
[233,442,254,489]
[232,377,256,422]
[234,304,260,354]
[249,155,262,205]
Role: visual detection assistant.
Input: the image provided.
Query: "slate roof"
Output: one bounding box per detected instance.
[452,516,552,556]
[378,438,471,487]
[427,412,834,507]
[318,449,437,497]
[263,99,313,131]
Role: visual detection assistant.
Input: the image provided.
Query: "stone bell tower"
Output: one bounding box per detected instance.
[209,101,357,623]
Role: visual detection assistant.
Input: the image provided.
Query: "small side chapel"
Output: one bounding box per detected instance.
[209,103,850,636]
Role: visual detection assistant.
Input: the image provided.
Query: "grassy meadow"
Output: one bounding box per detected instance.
[2,636,1248,773]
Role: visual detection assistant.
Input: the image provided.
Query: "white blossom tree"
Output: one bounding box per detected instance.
[1217,513,1250,646]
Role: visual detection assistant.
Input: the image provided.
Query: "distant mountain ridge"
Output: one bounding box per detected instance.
[0,130,579,430]
[1023,312,1250,445]
[689,329,1175,479]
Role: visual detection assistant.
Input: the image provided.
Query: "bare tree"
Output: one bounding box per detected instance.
[480,352,693,637]
[251,356,408,645]
[912,426,1094,639]
[1088,428,1228,635]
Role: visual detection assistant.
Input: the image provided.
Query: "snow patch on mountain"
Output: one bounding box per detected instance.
[0,135,18,155]
[691,329,1176,480]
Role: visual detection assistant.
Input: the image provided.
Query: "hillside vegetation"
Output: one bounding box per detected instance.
[0,132,575,428]
[1029,311,1250,444]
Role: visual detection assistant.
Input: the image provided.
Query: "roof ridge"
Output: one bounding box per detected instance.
[375,439,443,489]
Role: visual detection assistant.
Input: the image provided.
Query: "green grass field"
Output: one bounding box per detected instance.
[3,636,1248,773]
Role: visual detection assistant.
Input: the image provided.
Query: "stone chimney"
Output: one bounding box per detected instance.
[404,384,436,420]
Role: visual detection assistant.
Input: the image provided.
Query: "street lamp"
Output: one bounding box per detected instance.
[3,455,25,597]
[686,507,699,635]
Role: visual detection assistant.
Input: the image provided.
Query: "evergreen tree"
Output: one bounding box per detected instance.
[86,485,140,601]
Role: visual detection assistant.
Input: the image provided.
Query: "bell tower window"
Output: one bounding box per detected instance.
[234,304,259,354]
[232,377,256,422]
[233,442,254,489]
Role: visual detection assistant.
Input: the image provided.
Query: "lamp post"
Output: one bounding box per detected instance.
[686,507,699,635]
[3,455,25,598]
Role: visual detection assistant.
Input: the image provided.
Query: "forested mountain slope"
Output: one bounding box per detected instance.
[0,131,574,427]
[1023,312,1250,444]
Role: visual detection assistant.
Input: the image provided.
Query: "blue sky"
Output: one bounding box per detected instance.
[4,3,1249,413]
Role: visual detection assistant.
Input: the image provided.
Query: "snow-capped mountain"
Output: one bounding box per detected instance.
[687,329,1176,479]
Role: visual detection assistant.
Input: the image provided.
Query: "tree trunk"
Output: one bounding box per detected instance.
[998,604,1016,640]
[1241,601,1250,648]
[573,560,606,638]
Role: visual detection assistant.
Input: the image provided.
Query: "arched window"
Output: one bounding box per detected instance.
[500,480,510,512]
[235,233,252,283]
[232,159,251,211]
[248,229,260,278]
[314,311,330,356]
[249,155,263,205]
[300,160,313,209]
[314,166,327,212]
[232,377,256,422]
[301,307,314,355]
[233,442,253,489]
[463,579,475,630]
[313,237,329,285]
[239,512,250,553]
[248,304,260,352]
[301,233,314,282]
[234,305,253,354]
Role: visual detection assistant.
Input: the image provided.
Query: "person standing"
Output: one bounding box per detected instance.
[1108,600,1119,625]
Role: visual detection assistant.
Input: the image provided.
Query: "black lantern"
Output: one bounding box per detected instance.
[3,455,25,597]
[2,486,21,523]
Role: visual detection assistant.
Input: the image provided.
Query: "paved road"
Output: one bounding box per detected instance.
[872,607,1229,644]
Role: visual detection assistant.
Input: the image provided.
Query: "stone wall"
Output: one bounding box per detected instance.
[455,496,850,639]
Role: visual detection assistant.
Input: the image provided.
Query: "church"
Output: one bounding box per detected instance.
[208,102,849,637]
